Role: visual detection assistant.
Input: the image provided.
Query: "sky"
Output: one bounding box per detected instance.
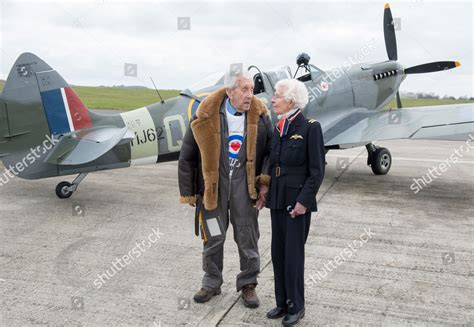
[0,0,472,97]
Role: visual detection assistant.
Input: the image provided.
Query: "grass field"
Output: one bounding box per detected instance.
[384,97,473,109]
[0,79,472,110]
[0,80,180,110]
[66,85,180,110]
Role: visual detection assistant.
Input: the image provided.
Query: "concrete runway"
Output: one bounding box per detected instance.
[0,139,472,326]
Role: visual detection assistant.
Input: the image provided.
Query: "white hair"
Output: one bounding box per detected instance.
[275,79,309,109]
[224,71,253,89]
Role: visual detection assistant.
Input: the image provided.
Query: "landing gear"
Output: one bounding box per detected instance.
[366,143,391,175]
[55,173,88,199]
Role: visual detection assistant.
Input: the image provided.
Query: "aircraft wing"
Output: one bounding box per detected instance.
[45,126,135,165]
[323,103,474,147]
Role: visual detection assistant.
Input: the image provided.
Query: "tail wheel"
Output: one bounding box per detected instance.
[370,147,392,175]
[56,181,74,199]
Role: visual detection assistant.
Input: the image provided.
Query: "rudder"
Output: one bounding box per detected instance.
[37,70,93,136]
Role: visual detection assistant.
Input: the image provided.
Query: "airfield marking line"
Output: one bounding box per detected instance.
[214,246,275,326]
[321,148,367,202]
[392,157,474,165]
[326,154,474,165]
[214,294,241,327]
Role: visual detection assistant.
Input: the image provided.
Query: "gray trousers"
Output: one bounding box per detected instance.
[201,194,260,292]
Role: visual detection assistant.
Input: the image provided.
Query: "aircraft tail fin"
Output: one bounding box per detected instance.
[1,53,53,158]
[0,53,99,176]
[1,52,96,139]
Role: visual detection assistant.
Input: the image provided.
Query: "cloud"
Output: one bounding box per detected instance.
[0,0,472,97]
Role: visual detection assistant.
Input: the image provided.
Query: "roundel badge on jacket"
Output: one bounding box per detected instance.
[228,134,244,159]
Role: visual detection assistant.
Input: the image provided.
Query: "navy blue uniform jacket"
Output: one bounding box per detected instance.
[267,112,325,212]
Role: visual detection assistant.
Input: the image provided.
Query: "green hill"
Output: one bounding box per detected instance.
[68,85,180,110]
[0,80,179,110]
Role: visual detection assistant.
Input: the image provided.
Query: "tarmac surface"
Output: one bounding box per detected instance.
[0,139,473,326]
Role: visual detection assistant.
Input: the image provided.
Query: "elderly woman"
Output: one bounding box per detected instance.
[265,79,325,326]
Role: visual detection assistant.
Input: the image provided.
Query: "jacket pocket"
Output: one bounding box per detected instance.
[283,141,305,166]
[284,183,303,208]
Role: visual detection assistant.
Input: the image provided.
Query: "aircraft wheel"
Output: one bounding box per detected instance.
[370,147,391,175]
[56,181,74,199]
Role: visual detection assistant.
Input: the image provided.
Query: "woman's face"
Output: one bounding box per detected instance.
[271,87,294,116]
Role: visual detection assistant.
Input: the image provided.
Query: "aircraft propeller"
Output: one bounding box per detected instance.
[383,3,461,108]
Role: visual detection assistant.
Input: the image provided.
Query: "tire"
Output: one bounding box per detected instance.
[56,181,73,199]
[370,147,391,175]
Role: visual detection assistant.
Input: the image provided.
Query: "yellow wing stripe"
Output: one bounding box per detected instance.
[187,92,211,121]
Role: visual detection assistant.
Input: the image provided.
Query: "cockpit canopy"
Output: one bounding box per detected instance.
[263,66,292,86]
[253,64,326,94]
[186,61,325,95]
[187,71,225,93]
[294,64,325,82]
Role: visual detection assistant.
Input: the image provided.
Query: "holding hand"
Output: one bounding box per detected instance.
[256,185,269,210]
[290,202,306,218]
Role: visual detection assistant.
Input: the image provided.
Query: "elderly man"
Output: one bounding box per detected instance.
[178,70,273,308]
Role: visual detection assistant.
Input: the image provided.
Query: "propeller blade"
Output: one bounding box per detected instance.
[404,61,460,74]
[383,3,398,61]
[396,91,402,108]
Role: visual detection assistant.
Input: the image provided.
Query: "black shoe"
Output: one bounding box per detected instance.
[266,307,287,319]
[193,287,221,303]
[282,308,305,326]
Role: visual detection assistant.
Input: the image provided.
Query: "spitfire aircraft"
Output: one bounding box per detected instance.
[0,4,472,198]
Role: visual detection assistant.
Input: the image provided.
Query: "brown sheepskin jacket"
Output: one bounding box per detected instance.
[178,88,273,210]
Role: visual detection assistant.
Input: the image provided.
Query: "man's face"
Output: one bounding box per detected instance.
[227,77,254,112]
